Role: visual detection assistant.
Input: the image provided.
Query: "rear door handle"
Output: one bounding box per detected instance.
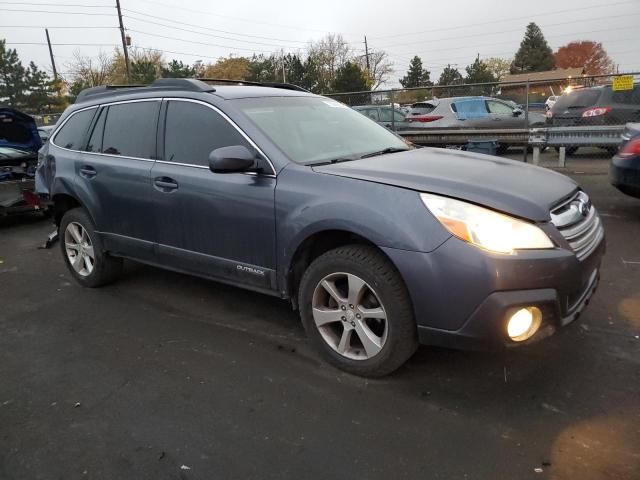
[154,177,178,192]
[79,165,96,178]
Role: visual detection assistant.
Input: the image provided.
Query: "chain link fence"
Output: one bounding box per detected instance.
[323,72,639,162]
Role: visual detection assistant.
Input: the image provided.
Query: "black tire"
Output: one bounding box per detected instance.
[59,207,122,287]
[298,245,418,377]
[496,144,509,155]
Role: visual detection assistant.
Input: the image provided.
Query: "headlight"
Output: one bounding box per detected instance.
[420,193,554,254]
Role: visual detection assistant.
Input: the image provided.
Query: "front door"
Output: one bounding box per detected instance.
[151,99,277,292]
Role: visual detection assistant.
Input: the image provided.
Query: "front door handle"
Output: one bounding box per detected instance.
[154,177,178,192]
[79,165,96,178]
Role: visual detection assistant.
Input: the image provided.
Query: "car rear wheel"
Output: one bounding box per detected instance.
[298,245,418,377]
[60,207,122,287]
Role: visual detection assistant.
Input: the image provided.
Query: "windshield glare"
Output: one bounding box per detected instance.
[234,96,408,165]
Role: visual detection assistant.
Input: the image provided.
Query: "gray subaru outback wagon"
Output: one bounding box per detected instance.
[36,79,605,376]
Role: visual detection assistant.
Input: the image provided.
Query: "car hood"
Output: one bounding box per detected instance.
[312,148,578,222]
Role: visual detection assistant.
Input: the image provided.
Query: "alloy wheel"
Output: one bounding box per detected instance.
[64,222,95,277]
[311,272,388,360]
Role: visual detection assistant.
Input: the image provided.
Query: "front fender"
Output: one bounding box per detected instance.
[275,165,451,290]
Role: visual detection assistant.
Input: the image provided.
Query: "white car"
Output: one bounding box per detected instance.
[545,96,558,111]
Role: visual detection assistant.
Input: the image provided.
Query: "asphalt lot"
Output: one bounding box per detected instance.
[1,148,639,480]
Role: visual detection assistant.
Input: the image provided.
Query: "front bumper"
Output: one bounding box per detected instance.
[610,154,640,198]
[382,233,605,350]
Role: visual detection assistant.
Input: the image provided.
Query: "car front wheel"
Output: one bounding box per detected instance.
[298,245,418,377]
[60,207,122,287]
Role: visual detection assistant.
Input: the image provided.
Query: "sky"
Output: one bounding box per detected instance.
[2,0,639,87]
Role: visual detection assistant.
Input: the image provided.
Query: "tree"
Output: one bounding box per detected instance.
[203,56,251,80]
[358,50,393,89]
[510,23,554,74]
[307,34,352,92]
[111,48,163,84]
[484,57,511,80]
[0,39,61,112]
[465,56,496,84]
[437,64,463,85]
[399,56,432,88]
[332,61,369,93]
[554,41,613,75]
[161,59,196,78]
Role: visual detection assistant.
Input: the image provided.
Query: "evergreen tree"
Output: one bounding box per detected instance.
[465,56,496,84]
[510,23,555,73]
[332,61,369,93]
[399,56,432,88]
[161,60,196,78]
[437,65,463,85]
[0,39,28,107]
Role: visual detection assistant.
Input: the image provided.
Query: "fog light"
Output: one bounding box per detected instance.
[507,307,542,342]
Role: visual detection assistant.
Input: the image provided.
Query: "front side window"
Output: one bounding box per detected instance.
[101,101,160,158]
[235,96,408,165]
[163,101,250,167]
[53,108,97,150]
[487,100,514,115]
[361,108,379,121]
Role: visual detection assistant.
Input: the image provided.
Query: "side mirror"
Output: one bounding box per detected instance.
[513,107,523,117]
[209,145,256,173]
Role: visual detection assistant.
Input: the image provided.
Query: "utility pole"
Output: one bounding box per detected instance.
[45,28,58,80]
[115,0,130,82]
[364,35,371,81]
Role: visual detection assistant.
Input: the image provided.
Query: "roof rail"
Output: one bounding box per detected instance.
[75,78,216,103]
[196,78,310,92]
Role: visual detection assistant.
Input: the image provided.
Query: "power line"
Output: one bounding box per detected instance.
[0,1,112,6]
[0,7,113,15]
[0,25,117,29]
[123,13,309,48]
[130,0,362,37]
[368,0,638,40]
[127,28,297,54]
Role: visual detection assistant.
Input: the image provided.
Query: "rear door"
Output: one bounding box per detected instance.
[151,99,277,291]
[74,100,160,259]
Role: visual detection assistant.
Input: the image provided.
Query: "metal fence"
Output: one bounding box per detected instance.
[324,72,639,161]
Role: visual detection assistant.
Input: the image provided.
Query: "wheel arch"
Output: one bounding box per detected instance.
[52,192,84,227]
[285,228,402,308]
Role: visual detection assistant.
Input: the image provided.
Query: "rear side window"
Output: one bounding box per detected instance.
[611,86,639,105]
[360,108,379,121]
[53,108,96,150]
[102,101,160,158]
[379,108,405,122]
[86,108,106,153]
[163,101,249,167]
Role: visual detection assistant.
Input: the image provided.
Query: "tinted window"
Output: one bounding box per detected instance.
[53,108,96,150]
[86,108,106,153]
[102,101,159,158]
[409,103,436,115]
[553,89,601,111]
[164,101,250,166]
[611,87,639,105]
[487,100,514,115]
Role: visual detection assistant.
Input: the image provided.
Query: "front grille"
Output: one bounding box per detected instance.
[550,191,604,261]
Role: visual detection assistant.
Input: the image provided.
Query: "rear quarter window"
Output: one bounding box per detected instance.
[52,108,97,150]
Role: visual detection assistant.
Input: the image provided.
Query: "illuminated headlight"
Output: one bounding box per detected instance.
[420,193,554,254]
[507,307,542,341]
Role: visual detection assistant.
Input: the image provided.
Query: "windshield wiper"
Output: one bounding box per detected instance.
[359,147,409,159]
[307,157,357,167]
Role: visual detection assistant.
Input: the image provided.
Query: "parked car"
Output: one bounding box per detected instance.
[352,105,411,130]
[545,95,559,111]
[548,84,640,155]
[0,107,45,215]
[404,97,546,154]
[610,122,640,198]
[37,78,604,376]
[38,125,56,143]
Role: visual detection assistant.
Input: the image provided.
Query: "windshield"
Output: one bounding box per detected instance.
[234,96,408,165]
[553,89,601,111]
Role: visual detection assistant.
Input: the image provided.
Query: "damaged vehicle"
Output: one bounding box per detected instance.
[37,79,605,376]
[0,107,47,216]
